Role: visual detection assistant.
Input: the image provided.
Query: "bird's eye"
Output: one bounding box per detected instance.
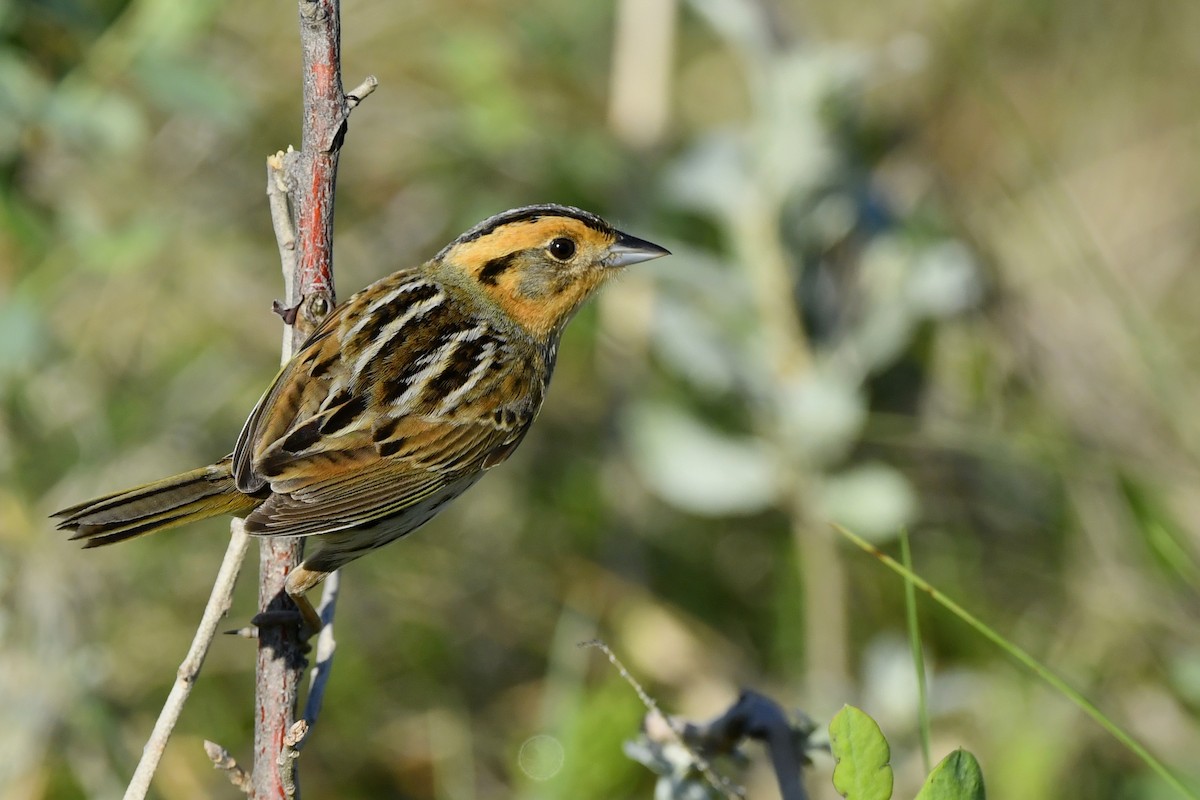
[548,237,576,261]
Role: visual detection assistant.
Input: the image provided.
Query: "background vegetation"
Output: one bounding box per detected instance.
[3,0,1199,797]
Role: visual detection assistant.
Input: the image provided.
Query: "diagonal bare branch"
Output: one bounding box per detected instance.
[123,521,251,800]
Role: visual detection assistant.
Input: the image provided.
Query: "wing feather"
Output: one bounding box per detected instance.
[232,308,347,493]
[232,270,542,540]
[244,416,518,537]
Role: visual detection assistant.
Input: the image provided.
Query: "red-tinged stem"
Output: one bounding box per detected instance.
[253,537,307,800]
[294,0,347,305]
[252,1,351,797]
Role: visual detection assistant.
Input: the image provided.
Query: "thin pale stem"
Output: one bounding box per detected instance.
[253,3,377,796]
[123,521,251,800]
[302,570,341,727]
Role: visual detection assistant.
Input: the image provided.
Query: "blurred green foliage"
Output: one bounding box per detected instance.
[3,0,1200,798]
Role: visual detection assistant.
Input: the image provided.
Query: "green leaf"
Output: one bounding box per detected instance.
[829,705,893,800]
[626,401,780,516]
[831,522,1199,800]
[820,463,917,543]
[915,749,986,800]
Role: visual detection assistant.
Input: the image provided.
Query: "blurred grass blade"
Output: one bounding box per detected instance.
[914,749,986,800]
[900,529,932,775]
[833,523,1199,800]
[829,705,894,800]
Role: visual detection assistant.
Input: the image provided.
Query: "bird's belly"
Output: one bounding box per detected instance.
[302,472,484,573]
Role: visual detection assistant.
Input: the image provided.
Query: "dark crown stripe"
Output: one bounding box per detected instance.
[438,204,613,256]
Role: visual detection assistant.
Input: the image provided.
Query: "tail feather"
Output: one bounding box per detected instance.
[54,456,260,546]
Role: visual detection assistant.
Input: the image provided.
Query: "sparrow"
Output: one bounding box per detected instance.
[53,204,670,632]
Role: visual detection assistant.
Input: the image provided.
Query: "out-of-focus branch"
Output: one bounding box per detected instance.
[123,521,252,800]
[590,639,817,800]
[581,640,742,799]
[608,0,676,149]
[253,1,374,796]
[678,691,813,800]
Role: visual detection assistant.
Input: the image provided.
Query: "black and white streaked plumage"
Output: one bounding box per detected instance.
[53,204,669,631]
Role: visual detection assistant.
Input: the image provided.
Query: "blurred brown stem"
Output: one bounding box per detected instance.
[732,200,844,697]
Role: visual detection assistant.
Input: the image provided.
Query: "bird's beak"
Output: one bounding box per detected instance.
[604,230,671,268]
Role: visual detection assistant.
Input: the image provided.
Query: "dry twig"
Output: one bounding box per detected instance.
[123,522,252,800]
[580,640,742,799]
[205,739,253,795]
[585,639,816,800]
[278,720,310,800]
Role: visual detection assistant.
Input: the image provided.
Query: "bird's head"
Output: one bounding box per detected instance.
[434,204,670,339]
